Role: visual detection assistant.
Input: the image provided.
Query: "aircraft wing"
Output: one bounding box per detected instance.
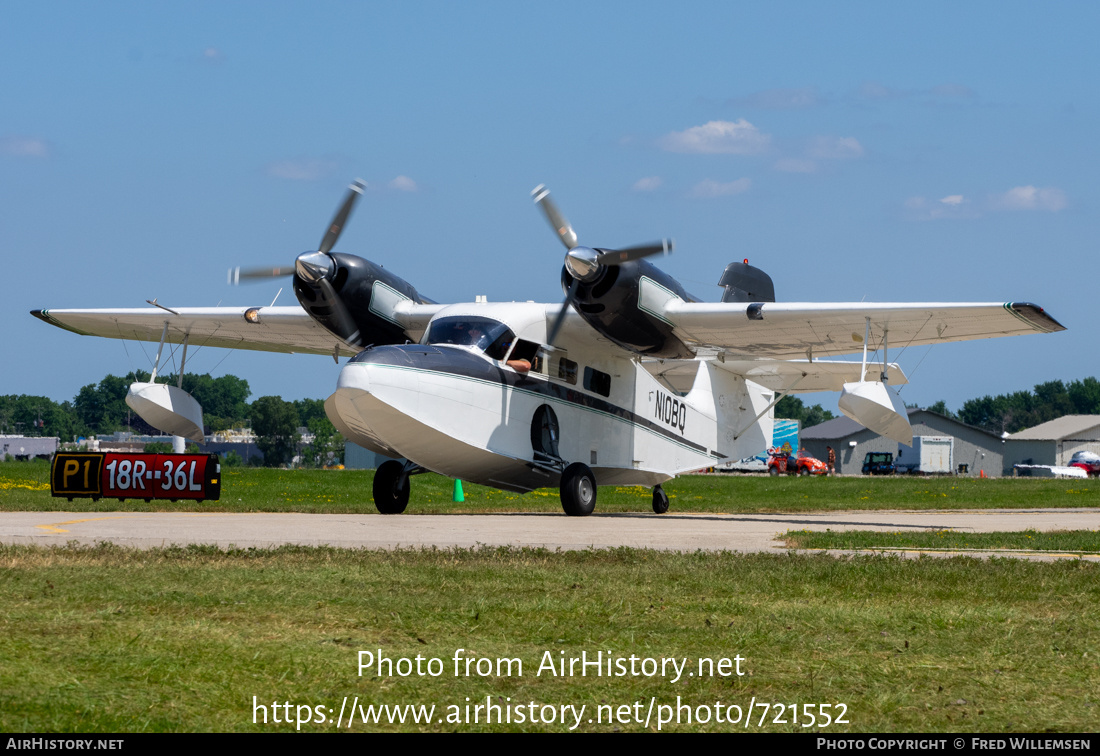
[31,302,446,357]
[659,301,1065,360]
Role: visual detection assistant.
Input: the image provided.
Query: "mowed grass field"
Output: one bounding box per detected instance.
[2,460,1097,514]
[783,529,1100,554]
[3,460,1099,733]
[2,544,1098,733]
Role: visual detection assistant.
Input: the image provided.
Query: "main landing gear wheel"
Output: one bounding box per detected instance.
[652,485,669,515]
[373,460,410,514]
[560,462,597,517]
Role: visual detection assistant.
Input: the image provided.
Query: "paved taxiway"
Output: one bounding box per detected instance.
[2,509,1099,560]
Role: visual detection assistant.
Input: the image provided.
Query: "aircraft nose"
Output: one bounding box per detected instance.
[295,250,334,283]
[336,358,371,392]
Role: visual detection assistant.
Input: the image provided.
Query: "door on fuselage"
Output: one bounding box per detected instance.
[531,404,561,466]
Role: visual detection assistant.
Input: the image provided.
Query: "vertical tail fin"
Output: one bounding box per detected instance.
[683,362,774,461]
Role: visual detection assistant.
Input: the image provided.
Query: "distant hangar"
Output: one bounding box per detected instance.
[801,409,1004,477]
[1005,415,1100,472]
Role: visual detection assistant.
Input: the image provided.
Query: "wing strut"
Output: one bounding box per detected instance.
[177,334,190,388]
[859,317,870,382]
[150,321,170,381]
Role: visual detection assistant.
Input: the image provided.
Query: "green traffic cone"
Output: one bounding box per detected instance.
[453,479,465,502]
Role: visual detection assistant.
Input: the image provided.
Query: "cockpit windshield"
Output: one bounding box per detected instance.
[423,316,515,360]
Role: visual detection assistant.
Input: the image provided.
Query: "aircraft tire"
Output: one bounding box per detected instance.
[652,485,669,515]
[373,460,410,514]
[560,462,597,517]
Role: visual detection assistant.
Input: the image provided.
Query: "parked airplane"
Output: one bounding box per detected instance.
[32,181,1065,515]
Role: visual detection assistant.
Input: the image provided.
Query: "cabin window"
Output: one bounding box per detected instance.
[506,339,545,373]
[555,357,578,385]
[424,316,514,355]
[583,366,611,397]
[484,331,514,361]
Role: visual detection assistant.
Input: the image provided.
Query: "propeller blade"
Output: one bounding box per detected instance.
[228,265,297,285]
[319,179,366,255]
[531,184,578,250]
[318,278,361,347]
[546,278,579,347]
[595,239,673,266]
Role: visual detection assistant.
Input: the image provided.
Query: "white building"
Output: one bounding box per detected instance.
[1,435,59,460]
[1006,415,1100,469]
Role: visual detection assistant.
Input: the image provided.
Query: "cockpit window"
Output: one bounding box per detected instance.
[424,316,515,358]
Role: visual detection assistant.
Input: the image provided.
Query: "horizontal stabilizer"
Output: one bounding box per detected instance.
[644,357,907,395]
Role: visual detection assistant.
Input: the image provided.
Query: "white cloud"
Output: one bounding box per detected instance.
[631,176,662,192]
[202,47,225,64]
[689,178,751,198]
[773,158,817,173]
[388,175,418,192]
[1,136,49,158]
[266,159,338,181]
[807,136,864,160]
[903,194,977,220]
[992,185,1067,212]
[728,87,823,110]
[389,174,418,192]
[660,120,771,155]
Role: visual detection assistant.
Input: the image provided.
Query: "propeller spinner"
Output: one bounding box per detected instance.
[229,180,365,346]
[531,184,673,345]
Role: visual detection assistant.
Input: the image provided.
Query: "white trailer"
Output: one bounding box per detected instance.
[897,436,954,474]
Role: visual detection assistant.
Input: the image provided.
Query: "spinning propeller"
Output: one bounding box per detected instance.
[229,180,365,346]
[531,184,673,345]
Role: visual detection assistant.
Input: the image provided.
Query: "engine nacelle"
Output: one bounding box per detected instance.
[293,253,431,346]
[562,257,697,359]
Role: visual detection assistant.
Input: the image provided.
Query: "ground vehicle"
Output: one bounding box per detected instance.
[862,452,896,475]
[1069,451,1100,477]
[894,436,953,474]
[769,449,827,476]
[721,454,769,473]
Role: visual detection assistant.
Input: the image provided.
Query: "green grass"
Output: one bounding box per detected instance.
[2,461,1097,514]
[782,529,1100,554]
[2,543,1098,732]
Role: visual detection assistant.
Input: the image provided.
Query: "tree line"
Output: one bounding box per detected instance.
[5,372,1098,464]
[933,377,1100,435]
[0,372,342,468]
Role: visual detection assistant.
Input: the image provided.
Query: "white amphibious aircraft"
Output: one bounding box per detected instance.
[33,181,1064,515]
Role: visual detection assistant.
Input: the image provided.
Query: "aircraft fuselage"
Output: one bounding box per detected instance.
[325,302,773,492]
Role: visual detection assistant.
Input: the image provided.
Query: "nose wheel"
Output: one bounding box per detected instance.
[372,460,426,514]
[652,485,669,514]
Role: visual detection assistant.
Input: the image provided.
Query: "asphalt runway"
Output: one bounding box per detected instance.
[3,508,1099,560]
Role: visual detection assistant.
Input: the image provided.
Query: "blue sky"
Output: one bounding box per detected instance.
[4,1,1096,413]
